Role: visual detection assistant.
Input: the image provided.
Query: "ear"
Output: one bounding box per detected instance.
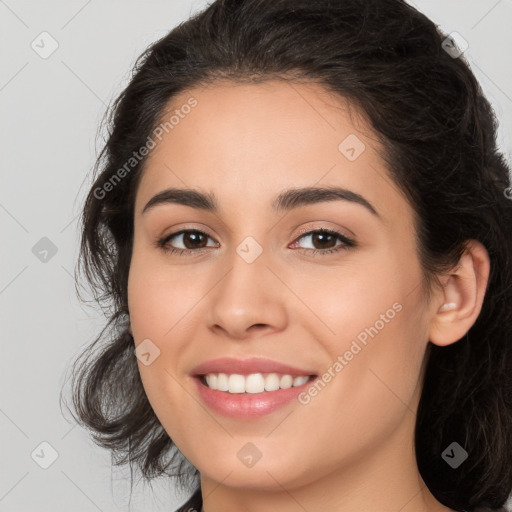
[428,239,490,347]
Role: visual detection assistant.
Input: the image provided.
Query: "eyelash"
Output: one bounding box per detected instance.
[156,228,356,257]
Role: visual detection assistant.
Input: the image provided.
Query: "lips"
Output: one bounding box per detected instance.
[188,357,320,419]
[190,357,317,377]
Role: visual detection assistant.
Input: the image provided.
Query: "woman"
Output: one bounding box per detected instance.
[63,0,512,511]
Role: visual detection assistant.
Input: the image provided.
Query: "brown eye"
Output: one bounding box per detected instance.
[159,229,218,254]
[173,231,208,249]
[304,231,338,250]
[292,228,355,255]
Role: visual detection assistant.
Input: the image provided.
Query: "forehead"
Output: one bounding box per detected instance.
[146,79,372,169]
[134,80,410,224]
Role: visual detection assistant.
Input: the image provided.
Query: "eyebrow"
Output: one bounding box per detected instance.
[141,186,380,218]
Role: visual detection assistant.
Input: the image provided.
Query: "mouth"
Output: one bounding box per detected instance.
[192,371,320,419]
[189,357,319,417]
[196,372,318,394]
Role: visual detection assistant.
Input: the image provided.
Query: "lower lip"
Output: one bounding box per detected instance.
[192,376,317,419]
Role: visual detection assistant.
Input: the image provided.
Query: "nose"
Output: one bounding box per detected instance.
[204,246,288,340]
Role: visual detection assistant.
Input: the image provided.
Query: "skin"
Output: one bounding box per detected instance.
[127,80,490,512]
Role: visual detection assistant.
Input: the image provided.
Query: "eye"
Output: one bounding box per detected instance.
[290,228,356,256]
[156,227,356,257]
[157,229,218,255]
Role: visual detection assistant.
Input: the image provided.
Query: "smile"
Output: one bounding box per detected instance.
[193,373,319,419]
[201,372,314,393]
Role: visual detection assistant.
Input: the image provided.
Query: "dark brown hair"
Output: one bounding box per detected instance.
[61,0,512,509]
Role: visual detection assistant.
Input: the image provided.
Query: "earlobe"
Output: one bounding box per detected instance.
[429,240,490,347]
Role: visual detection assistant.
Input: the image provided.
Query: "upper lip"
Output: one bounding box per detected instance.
[190,357,317,377]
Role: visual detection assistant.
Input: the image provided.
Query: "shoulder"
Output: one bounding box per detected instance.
[173,488,202,512]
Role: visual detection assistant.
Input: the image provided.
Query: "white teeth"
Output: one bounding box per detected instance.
[205,374,217,389]
[203,372,312,393]
[216,373,229,391]
[293,375,309,387]
[245,373,265,393]
[264,373,280,391]
[280,375,293,389]
[228,374,246,393]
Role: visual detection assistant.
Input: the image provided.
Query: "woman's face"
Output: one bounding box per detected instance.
[128,80,434,492]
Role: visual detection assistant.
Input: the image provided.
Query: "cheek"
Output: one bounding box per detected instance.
[306,251,427,415]
[331,286,427,421]
[303,255,406,339]
[127,251,195,441]
[296,296,427,468]
[127,246,201,339]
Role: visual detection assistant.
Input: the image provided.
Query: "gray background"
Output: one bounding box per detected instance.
[1,1,511,511]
